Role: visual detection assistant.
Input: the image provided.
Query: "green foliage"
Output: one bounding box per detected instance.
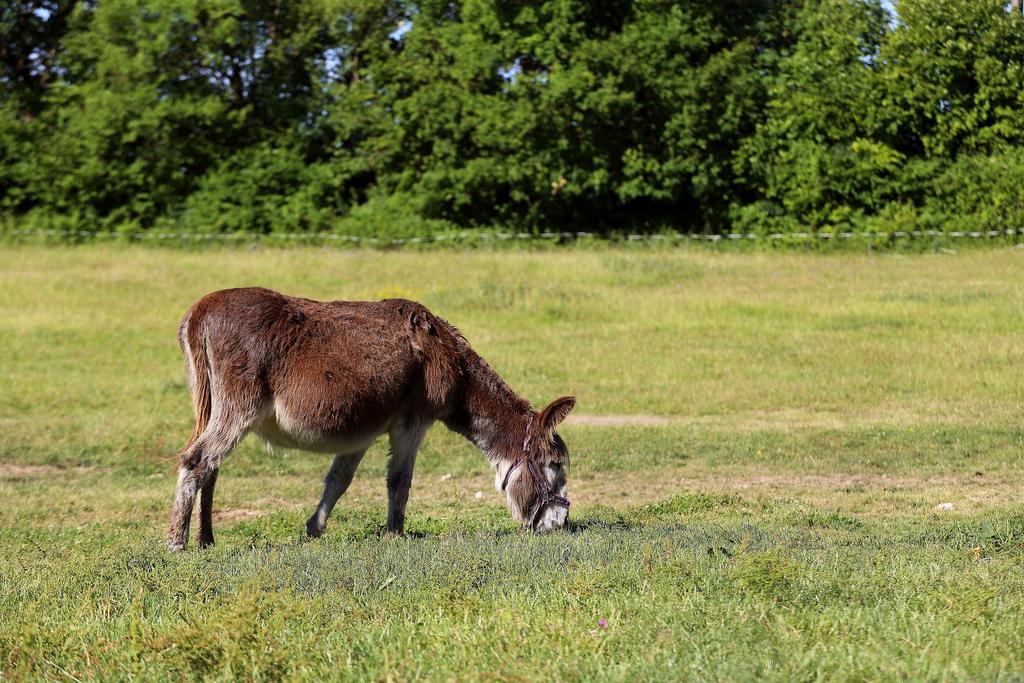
[3,0,1024,236]
[738,0,1024,235]
[924,149,1024,233]
[170,142,335,234]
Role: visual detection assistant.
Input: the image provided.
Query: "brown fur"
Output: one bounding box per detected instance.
[167,287,575,550]
[178,306,211,453]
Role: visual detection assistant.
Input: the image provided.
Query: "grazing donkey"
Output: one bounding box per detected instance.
[167,287,575,550]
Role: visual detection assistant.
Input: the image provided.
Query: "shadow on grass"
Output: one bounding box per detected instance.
[565,516,640,533]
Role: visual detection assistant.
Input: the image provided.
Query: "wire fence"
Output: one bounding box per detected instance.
[7,227,1024,247]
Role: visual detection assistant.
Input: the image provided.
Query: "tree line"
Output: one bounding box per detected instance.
[3,0,1024,237]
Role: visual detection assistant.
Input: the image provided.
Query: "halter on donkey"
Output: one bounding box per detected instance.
[501,414,572,529]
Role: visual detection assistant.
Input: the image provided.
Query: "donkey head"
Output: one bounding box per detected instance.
[498,396,576,533]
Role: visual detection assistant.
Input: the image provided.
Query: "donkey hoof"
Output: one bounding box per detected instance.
[305,519,325,539]
[167,540,187,552]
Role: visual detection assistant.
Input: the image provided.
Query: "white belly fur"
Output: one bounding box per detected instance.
[253,400,390,454]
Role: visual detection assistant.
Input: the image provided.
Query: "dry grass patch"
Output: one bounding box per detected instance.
[672,469,1018,516]
[212,508,265,522]
[0,462,100,478]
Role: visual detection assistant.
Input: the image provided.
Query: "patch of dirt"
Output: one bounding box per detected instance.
[564,410,853,431]
[566,409,981,432]
[568,415,676,426]
[213,508,265,522]
[103,465,1018,532]
[692,409,853,432]
[666,470,1017,515]
[0,463,98,478]
[676,472,937,492]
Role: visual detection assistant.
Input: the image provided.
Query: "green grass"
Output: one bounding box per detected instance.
[1,245,1023,681]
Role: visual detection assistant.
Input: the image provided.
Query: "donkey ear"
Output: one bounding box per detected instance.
[538,396,576,434]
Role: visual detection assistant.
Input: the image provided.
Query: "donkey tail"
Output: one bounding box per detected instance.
[179,305,212,453]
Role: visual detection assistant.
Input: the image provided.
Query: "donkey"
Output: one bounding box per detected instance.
[167,287,575,550]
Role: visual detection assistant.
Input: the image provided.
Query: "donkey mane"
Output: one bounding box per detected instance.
[439,330,533,462]
[432,315,530,415]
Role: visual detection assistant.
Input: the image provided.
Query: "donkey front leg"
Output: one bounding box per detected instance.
[386,421,428,534]
[306,449,368,539]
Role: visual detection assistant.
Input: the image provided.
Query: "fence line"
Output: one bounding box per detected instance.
[7,227,1024,247]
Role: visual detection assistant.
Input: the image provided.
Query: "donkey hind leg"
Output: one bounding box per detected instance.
[306,449,368,539]
[386,421,428,535]
[167,420,249,551]
[197,468,219,548]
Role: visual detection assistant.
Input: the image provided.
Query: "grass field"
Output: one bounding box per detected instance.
[1,245,1023,681]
